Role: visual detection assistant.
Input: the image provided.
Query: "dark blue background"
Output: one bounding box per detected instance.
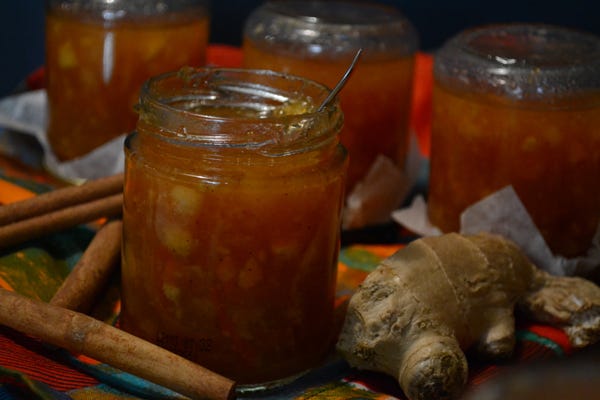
[1,0,598,97]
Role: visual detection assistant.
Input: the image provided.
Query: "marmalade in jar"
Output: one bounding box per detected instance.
[244,43,414,193]
[428,24,600,258]
[243,1,418,194]
[120,68,347,386]
[45,2,209,160]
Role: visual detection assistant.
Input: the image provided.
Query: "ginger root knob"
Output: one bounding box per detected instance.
[337,233,600,400]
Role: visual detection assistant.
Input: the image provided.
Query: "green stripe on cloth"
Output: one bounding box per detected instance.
[338,247,385,272]
[517,330,565,357]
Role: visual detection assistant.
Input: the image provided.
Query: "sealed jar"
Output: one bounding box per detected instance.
[428,24,600,258]
[45,0,210,161]
[243,0,418,194]
[121,67,347,388]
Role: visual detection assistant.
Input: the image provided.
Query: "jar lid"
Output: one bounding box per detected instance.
[434,24,600,104]
[243,0,418,60]
[48,0,207,21]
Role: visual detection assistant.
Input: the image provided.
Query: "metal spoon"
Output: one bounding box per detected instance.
[317,48,363,112]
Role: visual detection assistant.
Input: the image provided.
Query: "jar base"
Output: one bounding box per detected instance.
[235,369,310,397]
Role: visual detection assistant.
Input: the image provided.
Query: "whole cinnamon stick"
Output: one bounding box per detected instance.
[0,288,236,400]
[0,173,123,226]
[0,193,122,250]
[50,220,122,313]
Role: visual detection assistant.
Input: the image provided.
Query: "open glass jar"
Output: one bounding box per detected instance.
[243,0,418,194]
[428,24,600,258]
[45,0,210,161]
[120,67,347,389]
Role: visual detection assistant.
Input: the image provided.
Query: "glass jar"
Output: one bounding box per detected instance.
[45,0,210,161]
[121,67,348,389]
[428,24,600,258]
[242,0,418,194]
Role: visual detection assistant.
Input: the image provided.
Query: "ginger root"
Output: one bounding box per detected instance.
[336,232,600,400]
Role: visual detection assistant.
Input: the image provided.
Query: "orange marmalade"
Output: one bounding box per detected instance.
[428,24,600,257]
[45,1,209,161]
[243,1,418,193]
[120,68,347,387]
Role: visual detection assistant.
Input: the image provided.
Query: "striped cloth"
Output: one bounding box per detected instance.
[0,173,573,399]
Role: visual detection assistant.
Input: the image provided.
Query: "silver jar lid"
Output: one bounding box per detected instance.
[434,24,600,106]
[243,0,419,60]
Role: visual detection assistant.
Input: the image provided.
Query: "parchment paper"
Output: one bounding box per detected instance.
[0,89,125,183]
[392,186,600,277]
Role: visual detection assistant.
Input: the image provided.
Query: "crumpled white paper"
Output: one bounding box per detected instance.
[392,186,600,278]
[0,89,125,183]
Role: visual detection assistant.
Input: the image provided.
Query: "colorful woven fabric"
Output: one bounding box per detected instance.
[0,175,573,399]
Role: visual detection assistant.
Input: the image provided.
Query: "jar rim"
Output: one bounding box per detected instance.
[434,23,600,103]
[136,67,344,154]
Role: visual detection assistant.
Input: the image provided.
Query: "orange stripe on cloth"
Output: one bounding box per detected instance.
[0,276,14,291]
[0,178,36,205]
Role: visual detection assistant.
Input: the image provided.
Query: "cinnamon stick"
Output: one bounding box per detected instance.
[0,173,123,226]
[50,220,122,313]
[0,288,236,400]
[0,193,122,250]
